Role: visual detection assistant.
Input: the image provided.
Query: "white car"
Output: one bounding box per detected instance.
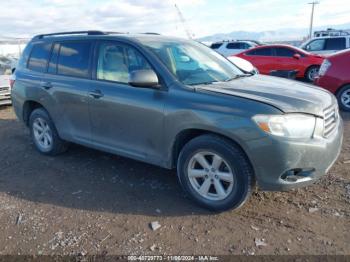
[300,36,350,55]
[211,40,259,57]
[0,72,12,106]
[227,56,258,75]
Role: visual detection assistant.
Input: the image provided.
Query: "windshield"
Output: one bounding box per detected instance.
[140,39,243,85]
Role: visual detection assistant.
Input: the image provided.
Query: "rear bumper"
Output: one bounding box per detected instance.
[245,117,343,191]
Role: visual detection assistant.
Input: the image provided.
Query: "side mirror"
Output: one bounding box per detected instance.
[129,70,159,88]
[293,53,301,59]
[305,45,310,51]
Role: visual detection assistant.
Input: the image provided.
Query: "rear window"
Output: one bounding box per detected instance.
[227,42,250,49]
[246,47,273,56]
[210,43,223,49]
[325,38,346,50]
[27,43,52,72]
[57,41,92,78]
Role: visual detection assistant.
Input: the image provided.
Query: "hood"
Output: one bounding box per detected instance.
[197,75,335,116]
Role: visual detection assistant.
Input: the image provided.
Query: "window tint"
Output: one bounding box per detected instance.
[97,42,152,83]
[48,43,59,74]
[27,43,52,72]
[57,41,92,78]
[307,39,325,51]
[226,43,241,49]
[241,43,251,49]
[325,38,346,50]
[210,43,223,49]
[275,47,295,57]
[246,47,273,56]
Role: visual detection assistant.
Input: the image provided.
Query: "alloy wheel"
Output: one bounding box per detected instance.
[32,117,53,150]
[187,151,234,201]
[308,67,319,81]
[340,89,350,109]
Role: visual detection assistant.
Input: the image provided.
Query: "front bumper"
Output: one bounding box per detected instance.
[245,117,343,191]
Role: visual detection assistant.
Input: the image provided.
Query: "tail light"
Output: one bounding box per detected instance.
[9,76,15,89]
[318,59,332,76]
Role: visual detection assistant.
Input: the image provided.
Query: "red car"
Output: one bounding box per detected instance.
[234,44,324,82]
[315,49,350,111]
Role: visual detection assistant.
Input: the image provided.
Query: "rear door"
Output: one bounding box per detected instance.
[40,40,93,143]
[243,47,274,74]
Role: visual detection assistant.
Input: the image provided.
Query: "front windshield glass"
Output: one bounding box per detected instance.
[140,39,243,85]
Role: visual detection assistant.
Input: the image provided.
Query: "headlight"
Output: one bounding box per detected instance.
[318,59,331,76]
[253,114,316,138]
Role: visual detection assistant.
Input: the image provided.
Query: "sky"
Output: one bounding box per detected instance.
[0,0,349,39]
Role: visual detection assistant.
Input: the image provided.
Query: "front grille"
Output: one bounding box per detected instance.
[323,105,338,137]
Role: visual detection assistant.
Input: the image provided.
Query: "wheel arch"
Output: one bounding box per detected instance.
[335,83,350,96]
[22,100,45,126]
[171,128,254,172]
[304,64,320,78]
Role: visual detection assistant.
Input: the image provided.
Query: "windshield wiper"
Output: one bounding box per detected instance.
[227,74,253,81]
[190,80,219,86]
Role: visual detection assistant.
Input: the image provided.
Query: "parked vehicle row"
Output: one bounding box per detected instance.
[233,44,324,82]
[11,31,343,211]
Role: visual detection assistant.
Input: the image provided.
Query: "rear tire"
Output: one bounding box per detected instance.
[305,66,320,82]
[177,134,254,212]
[29,108,68,155]
[336,85,350,112]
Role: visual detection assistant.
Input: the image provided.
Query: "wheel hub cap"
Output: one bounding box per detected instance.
[187,151,234,201]
[33,118,53,150]
[341,90,350,108]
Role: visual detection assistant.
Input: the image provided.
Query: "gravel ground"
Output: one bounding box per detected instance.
[0,106,349,256]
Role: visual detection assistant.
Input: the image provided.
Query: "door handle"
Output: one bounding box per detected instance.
[41,81,52,90]
[89,89,104,99]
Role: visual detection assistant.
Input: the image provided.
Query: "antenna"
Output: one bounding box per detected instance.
[174,4,194,39]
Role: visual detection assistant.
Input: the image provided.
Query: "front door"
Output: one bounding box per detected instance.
[88,41,166,163]
[273,47,301,72]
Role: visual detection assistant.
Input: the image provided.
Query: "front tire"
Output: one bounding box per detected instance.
[29,108,68,155]
[177,135,254,212]
[336,85,350,112]
[305,66,320,82]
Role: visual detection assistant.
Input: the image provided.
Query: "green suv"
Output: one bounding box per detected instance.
[11,31,343,211]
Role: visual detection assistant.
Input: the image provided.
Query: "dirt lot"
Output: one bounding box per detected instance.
[0,106,349,256]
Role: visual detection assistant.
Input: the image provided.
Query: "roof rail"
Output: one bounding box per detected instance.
[32,31,161,40]
[33,30,108,39]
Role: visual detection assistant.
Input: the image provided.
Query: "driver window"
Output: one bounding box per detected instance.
[307,39,326,51]
[97,43,151,83]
